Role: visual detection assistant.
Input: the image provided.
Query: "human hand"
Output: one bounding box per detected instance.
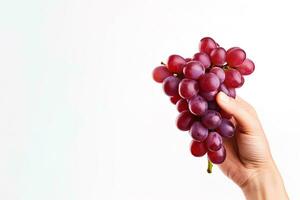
[216,92,288,200]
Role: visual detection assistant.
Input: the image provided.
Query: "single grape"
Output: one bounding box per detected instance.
[201,110,222,129]
[236,58,255,75]
[209,47,226,66]
[219,84,236,98]
[188,95,208,116]
[206,132,223,152]
[226,47,246,67]
[228,87,236,98]
[170,95,181,105]
[220,84,236,98]
[176,99,188,112]
[219,84,230,96]
[208,146,226,164]
[199,73,220,92]
[183,61,205,80]
[167,54,186,73]
[210,67,225,83]
[176,111,194,131]
[189,121,208,142]
[162,76,181,96]
[224,69,243,88]
[220,109,232,119]
[190,140,207,157]
[199,37,217,54]
[226,47,239,52]
[216,119,235,138]
[152,66,173,83]
[207,101,220,111]
[178,78,199,99]
[193,52,211,69]
[199,90,218,101]
[238,76,245,88]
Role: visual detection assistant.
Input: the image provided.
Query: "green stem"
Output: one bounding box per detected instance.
[207,160,213,173]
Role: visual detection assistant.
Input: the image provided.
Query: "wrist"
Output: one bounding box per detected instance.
[241,165,288,200]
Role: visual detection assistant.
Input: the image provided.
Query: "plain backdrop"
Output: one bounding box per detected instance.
[1,0,300,199]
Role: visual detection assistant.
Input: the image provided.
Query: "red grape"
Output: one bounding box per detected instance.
[190,140,207,157]
[193,52,211,69]
[178,78,199,99]
[226,47,239,52]
[176,99,188,112]
[219,84,230,96]
[176,111,194,131]
[220,84,236,98]
[152,66,173,83]
[208,146,226,164]
[189,121,208,142]
[224,69,243,88]
[188,95,208,116]
[207,101,220,111]
[199,90,218,101]
[199,37,217,54]
[170,95,181,105]
[167,55,186,73]
[210,67,225,83]
[162,76,181,96]
[201,110,222,130]
[210,47,226,66]
[216,119,235,138]
[153,37,256,169]
[199,73,220,92]
[220,109,232,119]
[228,87,236,98]
[236,58,255,75]
[183,61,205,80]
[226,47,246,67]
[206,132,223,152]
[238,76,245,88]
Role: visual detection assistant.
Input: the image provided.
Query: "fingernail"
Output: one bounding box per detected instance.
[218,92,230,103]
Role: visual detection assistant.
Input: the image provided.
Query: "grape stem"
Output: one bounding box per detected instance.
[161,61,166,65]
[207,160,213,173]
[223,64,231,70]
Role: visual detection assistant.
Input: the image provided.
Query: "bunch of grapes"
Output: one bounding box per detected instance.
[152,37,255,173]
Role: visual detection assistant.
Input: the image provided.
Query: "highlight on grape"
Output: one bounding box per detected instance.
[152,37,255,173]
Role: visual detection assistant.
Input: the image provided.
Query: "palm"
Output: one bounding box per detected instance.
[218,125,272,187]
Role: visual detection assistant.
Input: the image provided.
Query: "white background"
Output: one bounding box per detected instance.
[0,0,300,199]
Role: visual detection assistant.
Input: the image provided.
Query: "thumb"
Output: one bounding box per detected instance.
[216,92,258,133]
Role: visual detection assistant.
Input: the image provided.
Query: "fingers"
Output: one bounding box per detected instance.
[219,138,244,180]
[234,96,258,117]
[216,92,260,134]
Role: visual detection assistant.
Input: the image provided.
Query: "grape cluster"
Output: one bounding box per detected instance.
[152,37,255,172]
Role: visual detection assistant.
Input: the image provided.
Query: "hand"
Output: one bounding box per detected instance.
[216,92,289,200]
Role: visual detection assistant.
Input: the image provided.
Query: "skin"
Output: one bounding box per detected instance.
[215,92,289,200]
